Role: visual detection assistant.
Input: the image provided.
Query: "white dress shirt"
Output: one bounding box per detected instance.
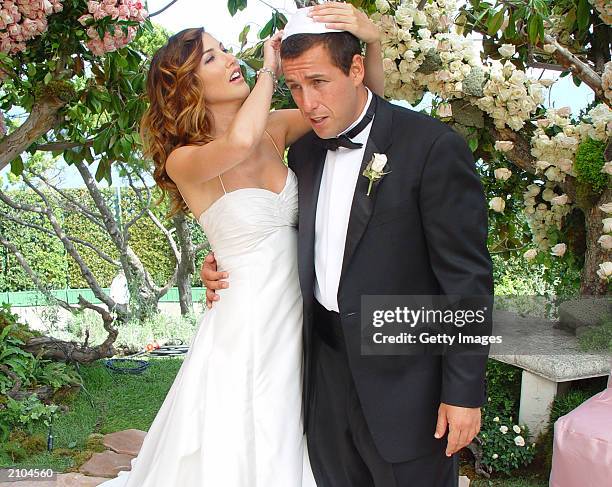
[314,88,374,312]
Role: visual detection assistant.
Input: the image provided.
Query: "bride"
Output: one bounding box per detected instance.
[98,4,383,486]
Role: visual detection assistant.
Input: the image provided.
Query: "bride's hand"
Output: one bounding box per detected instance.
[262,30,283,79]
[308,2,380,45]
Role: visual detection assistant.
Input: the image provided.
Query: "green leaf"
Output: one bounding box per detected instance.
[468,137,479,152]
[563,7,577,31]
[10,156,24,176]
[527,15,541,44]
[576,0,590,32]
[487,8,505,36]
[43,72,52,85]
[227,0,247,16]
[259,15,275,39]
[572,75,582,87]
[239,25,250,48]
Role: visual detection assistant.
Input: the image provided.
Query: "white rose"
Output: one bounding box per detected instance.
[597,262,612,280]
[494,168,512,181]
[599,203,612,214]
[498,44,516,58]
[526,184,540,196]
[551,194,569,206]
[371,153,388,172]
[535,160,552,172]
[493,416,500,422]
[551,243,567,257]
[514,435,525,447]
[494,141,514,152]
[542,188,556,201]
[413,10,428,26]
[375,0,390,14]
[500,426,509,434]
[523,249,538,261]
[492,453,499,459]
[438,103,453,118]
[557,159,574,173]
[598,235,612,250]
[513,425,521,434]
[557,106,571,117]
[603,218,612,234]
[489,197,506,213]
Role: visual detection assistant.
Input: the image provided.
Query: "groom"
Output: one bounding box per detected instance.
[202,12,493,487]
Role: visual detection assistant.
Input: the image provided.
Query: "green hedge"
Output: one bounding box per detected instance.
[0,186,209,292]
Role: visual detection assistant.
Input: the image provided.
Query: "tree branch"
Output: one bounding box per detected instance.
[34,139,94,152]
[0,96,66,172]
[149,0,180,17]
[543,33,607,105]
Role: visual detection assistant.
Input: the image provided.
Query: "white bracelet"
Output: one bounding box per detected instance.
[257,67,278,90]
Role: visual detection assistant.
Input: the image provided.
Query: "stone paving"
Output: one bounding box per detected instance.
[2,428,471,485]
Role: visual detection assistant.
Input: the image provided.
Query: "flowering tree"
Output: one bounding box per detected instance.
[236,0,611,295]
[1,0,610,295]
[370,0,611,295]
[0,0,151,178]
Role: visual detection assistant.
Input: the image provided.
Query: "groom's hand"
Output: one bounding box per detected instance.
[200,252,229,309]
[434,402,481,457]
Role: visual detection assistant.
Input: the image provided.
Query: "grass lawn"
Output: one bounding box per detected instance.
[2,356,550,486]
[0,357,184,472]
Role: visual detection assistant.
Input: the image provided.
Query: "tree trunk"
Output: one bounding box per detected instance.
[0,96,65,171]
[580,188,612,296]
[172,212,195,315]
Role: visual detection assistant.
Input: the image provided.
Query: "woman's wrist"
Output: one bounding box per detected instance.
[257,66,278,90]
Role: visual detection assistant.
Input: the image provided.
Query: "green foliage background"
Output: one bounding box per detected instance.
[0,186,209,292]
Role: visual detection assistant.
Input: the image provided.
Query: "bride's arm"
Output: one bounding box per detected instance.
[270,3,383,148]
[166,32,282,185]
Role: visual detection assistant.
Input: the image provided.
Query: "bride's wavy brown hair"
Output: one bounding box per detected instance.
[140,27,213,217]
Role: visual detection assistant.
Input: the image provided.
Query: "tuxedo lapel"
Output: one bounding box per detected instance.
[297,137,327,301]
[339,95,394,289]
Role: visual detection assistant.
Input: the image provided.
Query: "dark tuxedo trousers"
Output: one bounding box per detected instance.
[287,95,493,484]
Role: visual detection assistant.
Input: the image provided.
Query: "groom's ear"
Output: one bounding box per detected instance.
[348,54,365,87]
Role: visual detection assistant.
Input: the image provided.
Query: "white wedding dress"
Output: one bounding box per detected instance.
[98,166,317,486]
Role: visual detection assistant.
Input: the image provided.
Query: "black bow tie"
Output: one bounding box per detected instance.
[315,95,377,151]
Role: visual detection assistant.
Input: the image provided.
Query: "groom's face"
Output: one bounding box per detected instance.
[282,44,365,139]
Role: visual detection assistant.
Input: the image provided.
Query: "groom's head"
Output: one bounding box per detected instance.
[281,32,367,139]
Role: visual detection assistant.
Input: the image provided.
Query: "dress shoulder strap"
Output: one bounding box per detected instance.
[264,130,284,162]
[218,175,227,194]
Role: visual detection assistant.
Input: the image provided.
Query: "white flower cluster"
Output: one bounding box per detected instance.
[475,59,544,131]
[589,0,612,26]
[375,1,543,131]
[576,103,612,143]
[522,182,572,252]
[603,61,612,105]
[531,107,579,184]
[374,0,479,103]
[0,0,63,55]
[598,203,612,281]
[525,104,612,265]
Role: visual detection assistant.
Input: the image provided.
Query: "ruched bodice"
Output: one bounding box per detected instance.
[198,167,299,268]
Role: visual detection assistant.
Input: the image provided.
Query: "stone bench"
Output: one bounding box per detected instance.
[490,309,611,438]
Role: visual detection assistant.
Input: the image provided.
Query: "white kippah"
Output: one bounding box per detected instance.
[281,6,344,42]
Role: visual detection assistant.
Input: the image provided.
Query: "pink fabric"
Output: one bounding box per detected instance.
[550,365,612,487]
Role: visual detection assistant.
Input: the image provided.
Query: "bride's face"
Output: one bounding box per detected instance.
[196,33,249,105]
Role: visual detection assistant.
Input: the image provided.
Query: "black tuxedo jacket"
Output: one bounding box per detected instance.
[287,94,494,463]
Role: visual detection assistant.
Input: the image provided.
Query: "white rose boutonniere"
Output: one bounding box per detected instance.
[363,153,391,196]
